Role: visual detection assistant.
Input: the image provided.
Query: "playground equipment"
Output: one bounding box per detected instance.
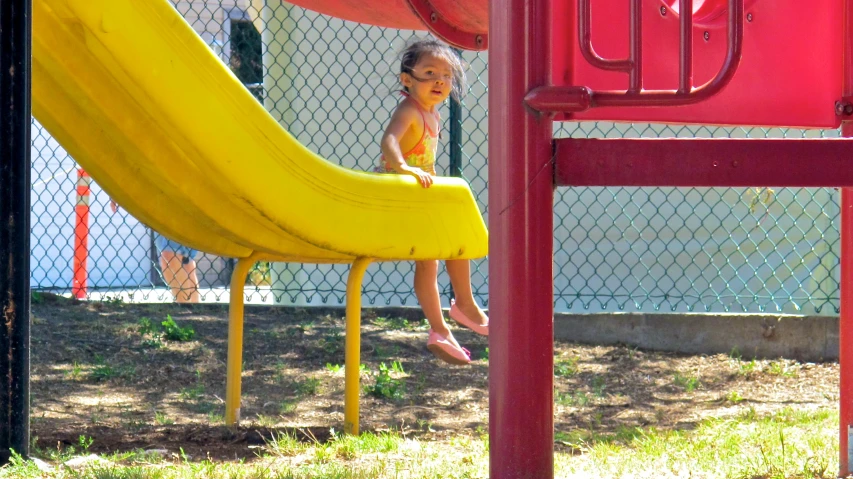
[30,0,487,437]
[6,0,853,478]
[493,1,853,478]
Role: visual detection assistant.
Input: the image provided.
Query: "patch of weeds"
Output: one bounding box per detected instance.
[590,375,607,397]
[417,418,435,432]
[313,445,334,464]
[137,317,158,336]
[207,411,224,424]
[77,435,94,452]
[740,405,758,420]
[729,346,742,360]
[30,291,44,304]
[256,414,278,428]
[4,449,42,477]
[137,315,194,344]
[279,400,298,415]
[556,390,590,407]
[90,355,135,382]
[726,390,745,403]
[264,430,308,457]
[374,344,400,359]
[555,430,584,447]
[479,347,489,361]
[141,338,164,349]
[331,431,400,459]
[555,357,579,377]
[325,363,343,374]
[768,359,799,378]
[161,315,195,342]
[735,358,759,378]
[154,411,174,425]
[674,373,701,392]
[284,325,306,339]
[119,406,145,432]
[318,328,344,357]
[180,370,209,413]
[294,376,321,396]
[102,294,124,305]
[372,316,409,330]
[412,374,428,396]
[273,361,289,384]
[66,361,83,380]
[180,382,205,401]
[364,361,406,400]
[188,401,217,414]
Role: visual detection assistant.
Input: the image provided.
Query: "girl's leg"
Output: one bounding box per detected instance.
[159,252,199,303]
[181,259,201,303]
[446,259,488,325]
[414,260,453,339]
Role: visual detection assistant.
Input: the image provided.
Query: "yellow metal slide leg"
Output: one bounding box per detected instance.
[226,253,262,427]
[345,257,372,435]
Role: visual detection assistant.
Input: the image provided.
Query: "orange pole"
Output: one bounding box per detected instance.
[72,169,91,299]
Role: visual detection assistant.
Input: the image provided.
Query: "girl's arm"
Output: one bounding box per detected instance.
[381,105,434,188]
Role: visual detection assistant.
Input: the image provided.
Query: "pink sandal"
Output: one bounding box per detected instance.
[427,329,471,365]
[449,299,489,336]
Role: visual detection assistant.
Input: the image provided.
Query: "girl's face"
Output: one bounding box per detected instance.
[401,53,453,109]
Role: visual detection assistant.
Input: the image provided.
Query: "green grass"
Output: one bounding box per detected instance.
[2,407,839,478]
[555,407,837,479]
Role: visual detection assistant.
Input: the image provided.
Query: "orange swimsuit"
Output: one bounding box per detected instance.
[377,92,440,176]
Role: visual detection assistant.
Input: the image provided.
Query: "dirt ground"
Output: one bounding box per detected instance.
[28,293,839,462]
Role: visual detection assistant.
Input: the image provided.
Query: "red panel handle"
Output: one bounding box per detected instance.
[527,0,744,113]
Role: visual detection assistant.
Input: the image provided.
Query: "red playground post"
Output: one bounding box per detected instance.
[72,168,91,299]
[488,0,555,476]
[838,0,853,474]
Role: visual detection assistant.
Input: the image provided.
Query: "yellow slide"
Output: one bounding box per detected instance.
[32,0,488,264]
[32,0,488,433]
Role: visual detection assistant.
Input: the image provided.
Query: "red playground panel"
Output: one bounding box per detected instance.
[551,0,844,128]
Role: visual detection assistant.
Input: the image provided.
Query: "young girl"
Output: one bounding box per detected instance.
[377,39,489,365]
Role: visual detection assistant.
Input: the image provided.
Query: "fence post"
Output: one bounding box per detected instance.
[0,0,32,465]
[449,49,463,178]
[72,169,91,299]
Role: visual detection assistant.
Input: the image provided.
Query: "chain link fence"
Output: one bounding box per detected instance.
[29,0,841,315]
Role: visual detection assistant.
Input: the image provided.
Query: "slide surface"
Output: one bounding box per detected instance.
[32,0,488,263]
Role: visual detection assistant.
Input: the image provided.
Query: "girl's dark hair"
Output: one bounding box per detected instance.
[399,38,467,101]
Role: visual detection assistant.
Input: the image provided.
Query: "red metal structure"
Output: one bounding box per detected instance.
[483,1,853,473]
[491,0,853,477]
[5,0,853,476]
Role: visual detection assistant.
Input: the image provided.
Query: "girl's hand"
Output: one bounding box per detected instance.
[401,165,433,188]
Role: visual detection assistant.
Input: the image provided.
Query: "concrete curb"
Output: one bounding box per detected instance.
[554,312,839,362]
[227,305,839,362]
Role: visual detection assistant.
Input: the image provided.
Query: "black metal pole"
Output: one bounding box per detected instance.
[449,97,462,177]
[0,0,32,465]
[448,48,464,178]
